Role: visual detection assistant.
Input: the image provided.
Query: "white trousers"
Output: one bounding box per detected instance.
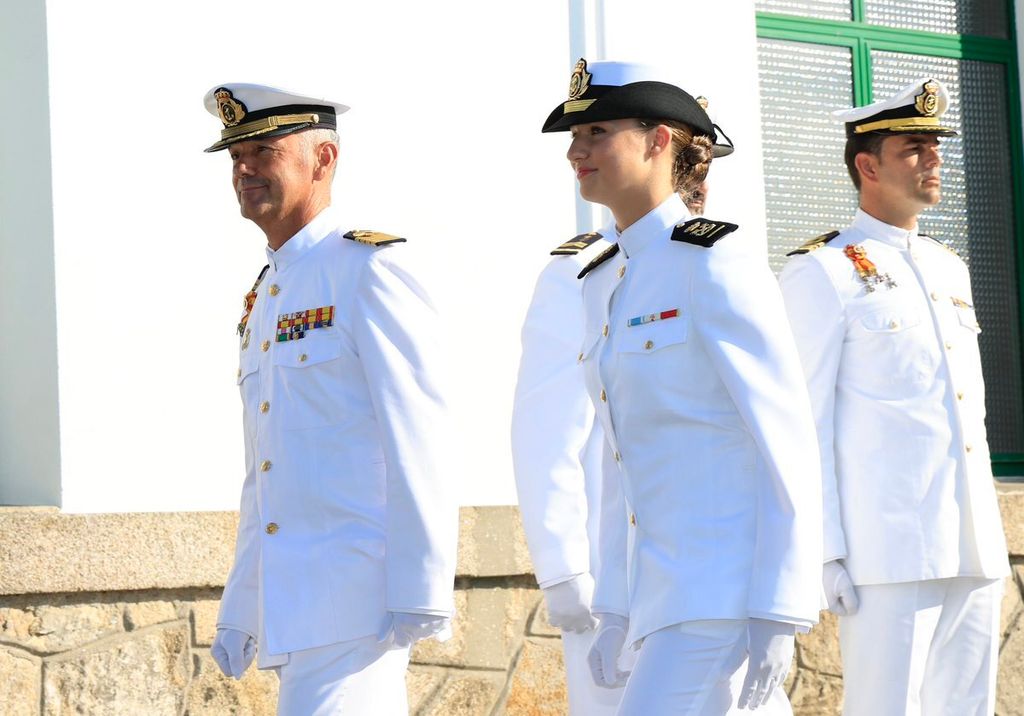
[617,619,791,716]
[839,577,1002,716]
[274,636,409,716]
[562,628,626,715]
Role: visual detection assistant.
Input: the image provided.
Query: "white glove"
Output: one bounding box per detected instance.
[378,612,451,648]
[543,574,598,633]
[738,619,795,710]
[822,560,860,616]
[211,627,255,680]
[587,613,631,689]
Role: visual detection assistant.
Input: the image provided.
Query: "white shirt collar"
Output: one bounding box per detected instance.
[852,208,918,249]
[618,194,689,259]
[265,205,341,271]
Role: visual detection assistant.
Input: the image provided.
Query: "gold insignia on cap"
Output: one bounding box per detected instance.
[215,88,248,128]
[695,96,709,111]
[915,80,939,117]
[568,59,592,100]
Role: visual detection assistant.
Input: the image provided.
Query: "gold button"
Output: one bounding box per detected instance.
[236,367,242,378]
[600,389,607,402]
[945,342,952,350]
[260,401,270,414]
[602,324,609,337]
[577,352,584,363]
[618,265,626,279]
[265,523,279,535]
[957,392,964,401]
[644,340,655,350]
[299,353,308,362]
[268,284,280,296]
[260,459,272,472]
[966,444,973,453]
[261,340,270,352]
[630,513,637,526]
[614,451,621,462]
[931,292,939,301]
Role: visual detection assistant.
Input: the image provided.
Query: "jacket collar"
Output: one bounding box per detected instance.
[618,193,689,259]
[266,205,340,271]
[852,208,918,249]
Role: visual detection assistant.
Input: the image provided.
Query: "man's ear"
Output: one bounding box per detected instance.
[315,142,339,180]
[854,151,879,186]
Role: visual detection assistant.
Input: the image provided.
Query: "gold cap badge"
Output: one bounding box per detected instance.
[695,96,709,111]
[568,59,592,100]
[215,88,248,127]
[914,80,939,117]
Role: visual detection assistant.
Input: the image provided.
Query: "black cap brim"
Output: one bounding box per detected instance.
[542,81,717,142]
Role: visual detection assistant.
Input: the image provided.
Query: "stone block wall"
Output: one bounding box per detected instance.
[0,487,1022,715]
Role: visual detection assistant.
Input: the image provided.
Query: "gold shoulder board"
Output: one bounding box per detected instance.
[343,230,408,247]
[577,243,620,279]
[670,218,739,248]
[551,231,604,256]
[786,230,839,256]
[919,233,961,256]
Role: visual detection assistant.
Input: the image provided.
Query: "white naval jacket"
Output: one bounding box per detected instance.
[778,209,1009,586]
[511,232,612,589]
[581,194,822,647]
[218,206,458,660]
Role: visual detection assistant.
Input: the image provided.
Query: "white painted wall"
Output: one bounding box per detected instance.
[41,0,571,511]
[8,0,771,512]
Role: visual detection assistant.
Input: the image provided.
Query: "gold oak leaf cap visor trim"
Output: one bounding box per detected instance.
[202,82,350,152]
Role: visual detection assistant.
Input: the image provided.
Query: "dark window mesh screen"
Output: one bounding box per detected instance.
[864,0,1008,39]
[872,52,1023,453]
[757,39,857,272]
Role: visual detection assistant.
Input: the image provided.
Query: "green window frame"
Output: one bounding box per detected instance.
[756,1,1024,478]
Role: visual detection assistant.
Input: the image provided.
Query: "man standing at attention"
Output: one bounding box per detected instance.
[203,83,457,715]
[779,78,1009,715]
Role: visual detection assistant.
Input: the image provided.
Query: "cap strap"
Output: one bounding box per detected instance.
[220,112,322,141]
[854,116,940,134]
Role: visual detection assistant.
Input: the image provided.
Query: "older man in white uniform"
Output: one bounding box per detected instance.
[779,78,1009,715]
[202,83,458,715]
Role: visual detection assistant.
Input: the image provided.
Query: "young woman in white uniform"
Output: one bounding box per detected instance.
[540,59,823,714]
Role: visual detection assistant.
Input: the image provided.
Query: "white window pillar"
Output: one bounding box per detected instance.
[0,0,61,506]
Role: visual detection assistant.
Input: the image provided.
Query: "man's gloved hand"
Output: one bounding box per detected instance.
[587,613,631,689]
[378,612,451,649]
[543,574,598,633]
[738,618,795,710]
[822,559,860,616]
[211,627,256,680]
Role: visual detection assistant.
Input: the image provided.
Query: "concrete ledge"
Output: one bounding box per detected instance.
[1,489,1019,597]
[0,506,534,597]
[998,483,1024,555]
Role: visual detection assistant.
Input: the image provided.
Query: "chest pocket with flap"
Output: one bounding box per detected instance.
[856,306,922,335]
[616,314,689,353]
[271,332,343,368]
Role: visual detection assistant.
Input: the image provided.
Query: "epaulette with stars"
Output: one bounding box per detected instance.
[551,231,604,256]
[343,230,407,247]
[670,218,739,248]
[786,230,840,256]
[577,243,620,279]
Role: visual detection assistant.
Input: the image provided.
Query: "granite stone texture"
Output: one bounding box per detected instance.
[0,500,1020,714]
